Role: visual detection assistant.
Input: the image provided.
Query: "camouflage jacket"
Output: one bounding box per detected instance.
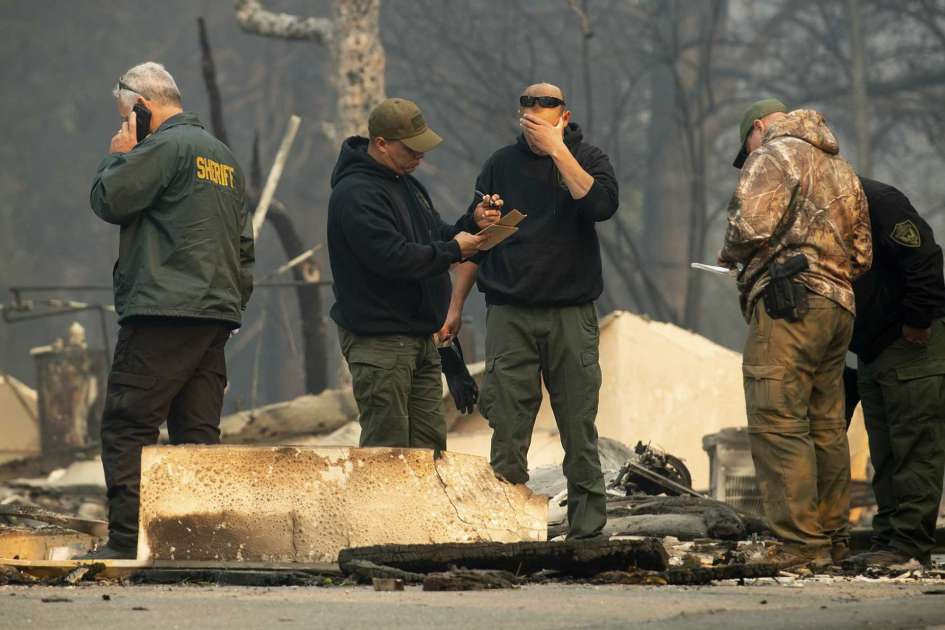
[720,109,872,320]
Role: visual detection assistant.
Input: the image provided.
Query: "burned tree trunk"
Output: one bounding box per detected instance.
[201,16,330,393]
[249,132,329,394]
[233,1,390,393]
[642,3,700,324]
[643,1,730,330]
[236,0,387,140]
[330,0,385,139]
[263,205,328,394]
[197,18,229,148]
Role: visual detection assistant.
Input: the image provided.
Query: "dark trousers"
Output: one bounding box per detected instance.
[857,318,945,561]
[479,303,606,539]
[101,318,230,551]
[337,326,446,450]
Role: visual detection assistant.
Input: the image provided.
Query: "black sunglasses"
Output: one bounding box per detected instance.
[519,95,565,108]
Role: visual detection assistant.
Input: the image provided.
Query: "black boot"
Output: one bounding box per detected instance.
[842,546,917,570]
[76,542,136,560]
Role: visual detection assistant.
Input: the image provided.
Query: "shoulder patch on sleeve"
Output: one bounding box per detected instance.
[891,220,921,248]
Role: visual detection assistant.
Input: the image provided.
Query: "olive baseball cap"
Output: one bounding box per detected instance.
[368,98,442,152]
[732,98,787,168]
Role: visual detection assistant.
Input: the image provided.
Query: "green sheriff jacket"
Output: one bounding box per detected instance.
[90,112,253,327]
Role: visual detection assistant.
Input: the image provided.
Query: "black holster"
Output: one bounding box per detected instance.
[763,254,809,322]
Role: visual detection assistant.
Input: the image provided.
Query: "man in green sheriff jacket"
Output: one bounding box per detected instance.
[86,62,253,559]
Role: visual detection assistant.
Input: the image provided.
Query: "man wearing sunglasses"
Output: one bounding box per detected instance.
[442,83,619,539]
[327,98,485,452]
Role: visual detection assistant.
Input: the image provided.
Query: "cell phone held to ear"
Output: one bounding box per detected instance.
[132,103,151,142]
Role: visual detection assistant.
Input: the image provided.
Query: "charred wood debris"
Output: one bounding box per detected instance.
[2,437,943,590]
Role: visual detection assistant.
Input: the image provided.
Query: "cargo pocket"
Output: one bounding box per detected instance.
[348,351,398,408]
[893,359,945,422]
[109,371,157,389]
[581,347,602,385]
[580,349,603,419]
[742,364,786,418]
[891,359,945,495]
[104,371,158,420]
[896,359,945,381]
[479,357,497,423]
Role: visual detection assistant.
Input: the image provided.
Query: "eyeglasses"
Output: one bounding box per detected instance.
[116,78,138,94]
[116,78,152,100]
[519,95,565,108]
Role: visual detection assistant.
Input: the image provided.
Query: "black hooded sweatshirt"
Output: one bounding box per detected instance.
[468,123,619,306]
[327,136,476,336]
[850,177,945,362]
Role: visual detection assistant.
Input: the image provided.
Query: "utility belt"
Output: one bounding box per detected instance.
[763,254,809,322]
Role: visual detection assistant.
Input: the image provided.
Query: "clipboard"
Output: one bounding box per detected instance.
[477,209,527,251]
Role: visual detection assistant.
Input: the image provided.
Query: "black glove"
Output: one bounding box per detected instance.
[438,338,479,414]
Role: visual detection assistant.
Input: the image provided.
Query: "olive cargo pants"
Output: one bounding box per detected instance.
[857,318,945,562]
[479,303,606,539]
[742,293,853,552]
[338,326,446,450]
[102,319,230,552]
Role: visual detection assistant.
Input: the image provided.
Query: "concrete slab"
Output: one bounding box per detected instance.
[138,446,547,563]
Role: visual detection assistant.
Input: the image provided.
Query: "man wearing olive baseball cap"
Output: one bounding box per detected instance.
[731,98,786,168]
[368,97,445,154]
[719,98,872,570]
[327,98,487,450]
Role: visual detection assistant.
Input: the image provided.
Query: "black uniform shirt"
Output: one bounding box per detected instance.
[851,178,945,363]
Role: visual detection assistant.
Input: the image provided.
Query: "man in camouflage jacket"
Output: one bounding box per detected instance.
[720,99,872,569]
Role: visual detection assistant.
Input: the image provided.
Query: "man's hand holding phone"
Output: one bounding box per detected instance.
[110,111,138,154]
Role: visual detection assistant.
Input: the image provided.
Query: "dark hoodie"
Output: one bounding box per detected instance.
[327,136,476,336]
[468,123,619,306]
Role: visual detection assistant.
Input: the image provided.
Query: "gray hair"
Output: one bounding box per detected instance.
[113,62,182,107]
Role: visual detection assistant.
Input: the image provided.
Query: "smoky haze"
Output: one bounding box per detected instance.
[2,0,944,412]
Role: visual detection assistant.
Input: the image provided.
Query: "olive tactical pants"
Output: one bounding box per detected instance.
[102,319,230,552]
[857,318,945,562]
[479,303,606,539]
[338,326,446,450]
[742,294,853,552]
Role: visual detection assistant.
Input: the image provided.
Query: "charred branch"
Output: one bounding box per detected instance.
[235,0,333,44]
[197,17,229,147]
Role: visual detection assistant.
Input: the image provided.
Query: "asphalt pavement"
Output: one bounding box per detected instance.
[3,579,945,629]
